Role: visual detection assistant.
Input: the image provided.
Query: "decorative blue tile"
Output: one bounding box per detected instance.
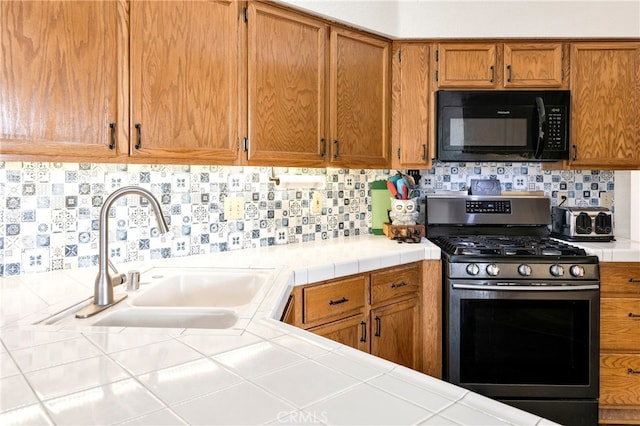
[0,161,616,277]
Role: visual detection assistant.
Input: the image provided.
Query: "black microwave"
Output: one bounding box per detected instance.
[436,90,570,162]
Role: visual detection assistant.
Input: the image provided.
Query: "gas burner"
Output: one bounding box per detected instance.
[432,235,587,257]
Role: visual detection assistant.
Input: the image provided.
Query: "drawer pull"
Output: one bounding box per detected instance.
[329,297,348,306]
[360,321,367,342]
[629,312,640,318]
[374,316,382,337]
[628,368,640,375]
[629,278,640,283]
[391,281,408,289]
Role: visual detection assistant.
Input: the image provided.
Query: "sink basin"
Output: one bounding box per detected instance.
[132,268,269,308]
[39,267,274,330]
[92,307,238,329]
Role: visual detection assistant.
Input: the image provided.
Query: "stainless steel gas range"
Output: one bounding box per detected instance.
[426,194,600,426]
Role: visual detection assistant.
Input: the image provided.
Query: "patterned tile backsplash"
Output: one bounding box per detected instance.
[0,161,614,277]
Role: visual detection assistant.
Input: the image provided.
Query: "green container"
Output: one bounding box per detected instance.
[371,180,392,235]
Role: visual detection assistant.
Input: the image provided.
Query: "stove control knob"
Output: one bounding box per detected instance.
[486,263,500,276]
[518,264,532,276]
[550,264,564,277]
[466,263,480,276]
[570,265,585,277]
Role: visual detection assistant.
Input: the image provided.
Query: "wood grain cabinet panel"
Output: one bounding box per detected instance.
[391,42,432,169]
[569,42,640,169]
[309,314,368,352]
[246,3,327,166]
[436,43,498,88]
[329,28,390,168]
[1,0,124,159]
[503,43,563,87]
[370,298,421,370]
[436,42,565,89]
[130,0,239,163]
[302,275,366,326]
[600,262,640,424]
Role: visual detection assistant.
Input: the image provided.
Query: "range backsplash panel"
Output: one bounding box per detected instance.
[0,161,614,276]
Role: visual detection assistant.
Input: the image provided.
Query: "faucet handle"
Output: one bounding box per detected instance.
[111,273,127,287]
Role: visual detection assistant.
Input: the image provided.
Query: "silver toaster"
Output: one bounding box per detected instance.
[551,206,614,242]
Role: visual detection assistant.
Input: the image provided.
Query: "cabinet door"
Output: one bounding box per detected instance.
[391,43,432,169]
[504,43,563,87]
[370,297,421,370]
[329,27,390,168]
[600,354,640,407]
[437,43,498,88]
[247,3,327,167]
[1,0,124,159]
[601,298,640,352]
[570,43,640,168]
[130,0,239,163]
[309,315,368,352]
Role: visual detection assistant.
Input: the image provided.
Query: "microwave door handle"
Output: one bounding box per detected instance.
[534,97,546,159]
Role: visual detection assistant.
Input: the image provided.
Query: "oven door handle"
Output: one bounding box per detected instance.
[452,283,600,291]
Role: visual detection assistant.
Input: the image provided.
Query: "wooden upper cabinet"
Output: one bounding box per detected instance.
[329,28,390,168]
[130,0,239,163]
[246,3,326,167]
[569,42,640,169]
[504,43,563,87]
[391,43,431,169]
[436,42,564,89]
[0,0,124,159]
[437,43,498,88]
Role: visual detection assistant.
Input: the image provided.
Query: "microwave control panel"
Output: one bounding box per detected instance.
[545,106,568,151]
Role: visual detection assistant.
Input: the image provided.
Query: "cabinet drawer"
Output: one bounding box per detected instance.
[371,264,420,305]
[600,354,640,406]
[303,276,366,325]
[601,263,640,296]
[601,298,640,351]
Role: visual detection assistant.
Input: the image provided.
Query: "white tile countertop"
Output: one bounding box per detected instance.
[2,234,636,425]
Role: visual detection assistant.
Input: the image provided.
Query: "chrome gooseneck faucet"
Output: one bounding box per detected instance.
[76,186,170,318]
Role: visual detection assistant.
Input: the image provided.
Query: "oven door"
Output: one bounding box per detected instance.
[445,282,599,399]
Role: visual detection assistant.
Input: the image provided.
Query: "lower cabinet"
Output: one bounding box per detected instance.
[285,260,441,376]
[309,314,368,352]
[599,262,640,425]
[370,297,421,370]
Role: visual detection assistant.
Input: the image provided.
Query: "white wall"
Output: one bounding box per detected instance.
[277,0,640,38]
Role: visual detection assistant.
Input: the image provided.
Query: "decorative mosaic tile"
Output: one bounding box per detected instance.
[0,161,614,277]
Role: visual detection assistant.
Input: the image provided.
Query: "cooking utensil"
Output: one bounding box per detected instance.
[396,178,408,200]
[386,180,400,199]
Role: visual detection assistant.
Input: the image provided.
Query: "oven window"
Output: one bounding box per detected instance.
[459,299,590,385]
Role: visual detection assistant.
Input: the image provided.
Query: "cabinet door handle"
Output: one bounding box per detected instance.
[629,312,640,318]
[572,144,578,161]
[489,65,495,83]
[108,122,116,150]
[629,278,640,283]
[333,140,340,159]
[506,64,512,82]
[628,368,640,375]
[320,138,326,157]
[360,320,367,342]
[134,123,142,149]
[391,281,407,289]
[374,316,381,337]
[329,297,348,306]
[421,144,427,161]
